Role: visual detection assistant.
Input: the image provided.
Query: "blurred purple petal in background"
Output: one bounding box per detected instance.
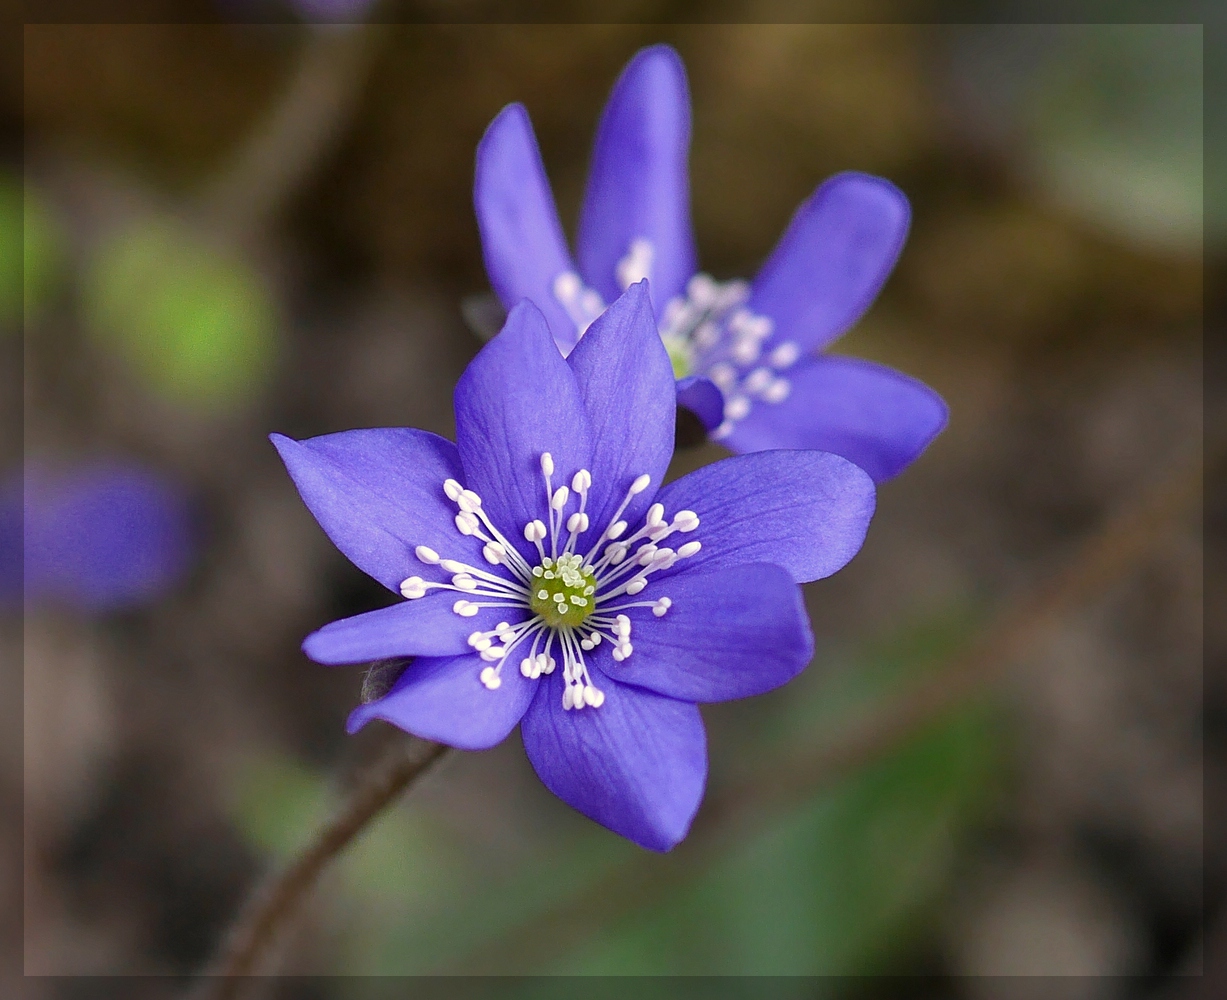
[18,462,195,612]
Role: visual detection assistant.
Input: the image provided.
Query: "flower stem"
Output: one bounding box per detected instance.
[192,738,448,997]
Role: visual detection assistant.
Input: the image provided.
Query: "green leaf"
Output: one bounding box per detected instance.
[82,216,278,407]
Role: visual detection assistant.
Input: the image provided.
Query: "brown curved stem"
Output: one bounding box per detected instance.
[192,738,448,998]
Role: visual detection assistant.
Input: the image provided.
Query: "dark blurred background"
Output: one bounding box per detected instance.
[6,10,1213,995]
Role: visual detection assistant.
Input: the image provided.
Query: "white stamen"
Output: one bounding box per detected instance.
[524,520,547,542]
[482,542,505,565]
[415,545,440,564]
[455,511,479,535]
[630,474,651,495]
[769,341,800,369]
[709,362,736,390]
[653,597,672,617]
[567,512,589,534]
[677,540,702,558]
[625,578,646,595]
[399,576,427,599]
[724,396,751,421]
[743,367,773,395]
[646,503,665,527]
[443,479,464,501]
[607,520,627,540]
[572,469,592,493]
[453,600,479,617]
[763,378,791,403]
[551,486,570,510]
[616,238,655,291]
[673,510,700,532]
[458,489,483,512]
[540,453,554,477]
[479,666,501,690]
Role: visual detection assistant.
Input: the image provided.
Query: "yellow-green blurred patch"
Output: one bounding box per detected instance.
[1,176,64,328]
[83,217,278,406]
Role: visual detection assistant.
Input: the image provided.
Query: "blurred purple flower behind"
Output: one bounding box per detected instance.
[11,462,194,612]
[475,45,948,483]
[288,0,377,21]
[274,282,876,850]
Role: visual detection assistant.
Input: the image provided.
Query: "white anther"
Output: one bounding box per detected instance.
[672,510,700,532]
[646,503,665,527]
[687,273,718,305]
[590,632,602,646]
[524,520,547,542]
[562,684,576,710]
[662,296,687,328]
[708,362,737,390]
[551,486,570,510]
[581,638,594,651]
[480,646,505,662]
[552,272,580,302]
[440,559,467,574]
[399,576,427,599]
[677,540,702,558]
[540,452,555,477]
[648,524,672,542]
[611,647,626,662]
[744,367,773,395]
[443,479,464,501]
[467,631,484,646]
[636,545,658,566]
[472,636,492,652]
[452,574,479,592]
[479,666,501,690]
[616,238,654,290]
[482,542,505,565]
[629,474,651,495]
[455,511,479,535]
[572,469,592,493]
[453,600,479,617]
[615,614,631,635]
[769,341,801,369]
[520,658,534,677]
[458,489,483,512]
[415,545,440,564]
[626,578,646,595]
[607,520,628,540]
[653,547,675,564]
[607,543,628,564]
[694,322,721,349]
[581,289,603,317]
[732,338,761,365]
[724,396,751,421]
[763,378,791,403]
[582,684,604,708]
[567,512,590,534]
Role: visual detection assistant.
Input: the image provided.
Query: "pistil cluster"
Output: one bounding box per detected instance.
[398,452,700,711]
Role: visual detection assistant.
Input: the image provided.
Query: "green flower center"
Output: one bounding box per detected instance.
[663,335,693,379]
[528,553,598,628]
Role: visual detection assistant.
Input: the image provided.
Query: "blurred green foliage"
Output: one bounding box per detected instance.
[1028,25,1203,253]
[0,175,64,328]
[228,610,1003,978]
[82,217,278,407]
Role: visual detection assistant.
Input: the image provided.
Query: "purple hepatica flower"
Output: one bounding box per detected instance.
[474,44,948,483]
[19,462,194,611]
[273,281,876,850]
